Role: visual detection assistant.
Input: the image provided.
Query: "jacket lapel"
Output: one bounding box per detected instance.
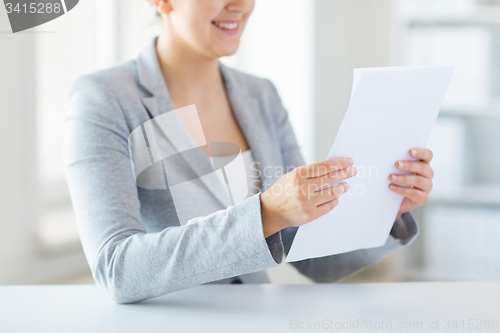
[134,37,231,208]
[219,63,279,191]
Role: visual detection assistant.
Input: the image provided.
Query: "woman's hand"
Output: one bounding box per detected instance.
[260,157,357,237]
[389,148,434,222]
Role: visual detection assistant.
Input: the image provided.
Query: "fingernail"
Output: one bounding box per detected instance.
[348,158,354,165]
[411,149,417,157]
[390,184,396,190]
[344,183,350,191]
[398,161,404,168]
[392,174,397,180]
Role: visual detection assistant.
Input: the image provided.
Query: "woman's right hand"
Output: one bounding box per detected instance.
[260,157,357,238]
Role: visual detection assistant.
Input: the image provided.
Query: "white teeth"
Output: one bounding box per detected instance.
[213,21,238,30]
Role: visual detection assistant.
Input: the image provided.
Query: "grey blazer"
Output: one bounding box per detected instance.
[64,36,418,304]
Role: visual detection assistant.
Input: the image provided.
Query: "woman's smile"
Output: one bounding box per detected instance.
[211,20,240,35]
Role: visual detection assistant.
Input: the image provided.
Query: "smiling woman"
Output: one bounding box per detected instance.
[64,0,424,303]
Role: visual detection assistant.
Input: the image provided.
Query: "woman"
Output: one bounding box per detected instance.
[64,0,432,304]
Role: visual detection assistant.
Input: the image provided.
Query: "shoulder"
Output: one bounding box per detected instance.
[65,60,141,138]
[66,60,137,115]
[68,59,142,99]
[66,58,147,118]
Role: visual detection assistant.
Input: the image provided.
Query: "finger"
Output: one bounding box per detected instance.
[312,182,350,206]
[389,183,428,203]
[395,160,434,179]
[409,148,433,163]
[300,157,354,178]
[389,174,433,192]
[314,198,340,219]
[307,166,357,192]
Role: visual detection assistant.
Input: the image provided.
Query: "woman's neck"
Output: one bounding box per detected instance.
[156,33,223,107]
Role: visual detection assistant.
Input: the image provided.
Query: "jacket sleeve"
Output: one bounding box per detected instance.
[64,75,281,304]
[263,78,419,282]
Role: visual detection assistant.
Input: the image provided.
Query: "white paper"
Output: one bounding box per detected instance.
[286,66,454,262]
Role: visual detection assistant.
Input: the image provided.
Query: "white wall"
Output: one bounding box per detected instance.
[313,0,394,160]
[0,17,38,262]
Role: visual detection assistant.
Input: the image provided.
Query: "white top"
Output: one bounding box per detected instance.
[211,149,261,205]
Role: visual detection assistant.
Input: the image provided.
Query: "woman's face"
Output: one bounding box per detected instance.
[164,0,255,59]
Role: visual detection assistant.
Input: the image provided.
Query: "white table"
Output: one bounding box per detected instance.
[1,282,499,332]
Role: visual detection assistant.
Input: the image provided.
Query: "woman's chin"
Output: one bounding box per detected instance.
[212,44,240,58]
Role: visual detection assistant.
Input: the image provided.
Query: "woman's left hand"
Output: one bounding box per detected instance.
[389,148,434,222]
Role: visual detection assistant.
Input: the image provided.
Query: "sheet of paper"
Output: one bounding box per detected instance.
[286,66,454,262]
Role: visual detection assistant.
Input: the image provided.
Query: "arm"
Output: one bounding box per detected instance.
[263,78,419,282]
[64,76,281,304]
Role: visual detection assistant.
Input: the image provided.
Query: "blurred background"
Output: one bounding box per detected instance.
[0,0,499,285]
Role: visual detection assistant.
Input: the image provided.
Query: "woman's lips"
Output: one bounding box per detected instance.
[212,20,239,35]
